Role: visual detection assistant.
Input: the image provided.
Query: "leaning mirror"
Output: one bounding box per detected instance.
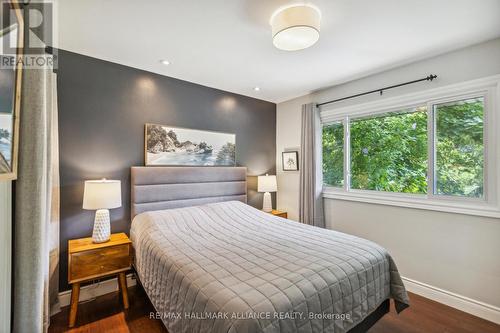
[0,2,23,180]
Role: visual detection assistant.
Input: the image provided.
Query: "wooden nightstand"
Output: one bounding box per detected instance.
[270,210,287,218]
[68,233,132,327]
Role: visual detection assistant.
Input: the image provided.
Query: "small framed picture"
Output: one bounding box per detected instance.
[282,151,299,171]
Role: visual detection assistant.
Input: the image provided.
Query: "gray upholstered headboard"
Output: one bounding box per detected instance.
[130,166,247,219]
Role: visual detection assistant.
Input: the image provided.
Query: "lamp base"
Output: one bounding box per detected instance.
[262,192,272,212]
[92,209,111,243]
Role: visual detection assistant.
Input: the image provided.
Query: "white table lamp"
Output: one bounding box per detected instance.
[83,179,122,243]
[258,174,277,212]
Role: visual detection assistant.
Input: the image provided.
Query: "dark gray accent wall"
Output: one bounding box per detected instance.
[57,50,276,291]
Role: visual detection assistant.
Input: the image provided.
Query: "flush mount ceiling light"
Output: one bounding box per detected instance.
[160,59,170,65]
[254,86,261,91]
[270,4,321,51]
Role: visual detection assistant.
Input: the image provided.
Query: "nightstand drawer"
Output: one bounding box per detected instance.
[69,244,130,283]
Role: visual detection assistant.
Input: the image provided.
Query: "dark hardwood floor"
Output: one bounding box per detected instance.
[50,286,167,333]
[49,286,500,333]
[369,294,500,333]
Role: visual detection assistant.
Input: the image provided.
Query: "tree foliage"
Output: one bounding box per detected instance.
[147,125,169,152]
[350,108,428,193]
[435,98,483,197]
[322,99,483,197]
[322,123,344,186]
[216,142,236,165]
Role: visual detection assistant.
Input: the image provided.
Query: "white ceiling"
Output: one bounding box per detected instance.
[57,0,500,103]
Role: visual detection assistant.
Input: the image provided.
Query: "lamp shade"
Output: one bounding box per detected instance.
[270,5,321,51]
[83,179,122,210]
[258,174,277,193]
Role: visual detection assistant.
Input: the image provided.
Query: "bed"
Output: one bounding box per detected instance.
[130,166,409,333]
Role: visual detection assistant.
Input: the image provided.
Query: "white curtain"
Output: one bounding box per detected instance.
[47,73,61,324]
[299,103,324,227]
[13,66,60,333]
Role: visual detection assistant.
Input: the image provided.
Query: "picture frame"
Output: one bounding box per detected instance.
[0,1,24,181]
[144,123,236,167]
[282,151,299,171]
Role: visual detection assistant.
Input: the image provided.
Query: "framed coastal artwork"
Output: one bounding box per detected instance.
[0,1,24,180]
[282,151,299,171]
[145,123,236,166]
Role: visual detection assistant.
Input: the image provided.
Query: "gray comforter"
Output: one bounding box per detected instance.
[131,201,409,333]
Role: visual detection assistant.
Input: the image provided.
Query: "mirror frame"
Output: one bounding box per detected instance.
[0,1,23,180]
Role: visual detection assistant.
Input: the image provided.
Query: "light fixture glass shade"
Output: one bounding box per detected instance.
[258,174,277,193]
[83,179,122,210]
[271,5,321,51]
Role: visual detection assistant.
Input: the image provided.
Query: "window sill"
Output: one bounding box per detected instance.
[322,188,500,219]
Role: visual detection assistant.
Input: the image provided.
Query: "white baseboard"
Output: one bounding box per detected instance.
[59,274,137,308]
[402,276,500,325]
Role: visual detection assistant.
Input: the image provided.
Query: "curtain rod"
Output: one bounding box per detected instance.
[316,74,438,108]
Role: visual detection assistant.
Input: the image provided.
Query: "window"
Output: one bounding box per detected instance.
[322,122,344,187]
[350,107,427,193]
[434,98,484,198]
[319,76,500,217]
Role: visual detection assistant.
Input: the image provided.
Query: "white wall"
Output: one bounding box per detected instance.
[276,38,500,311]
[324,200,500,307]
[276,94,311,220]
[0,181,12,333]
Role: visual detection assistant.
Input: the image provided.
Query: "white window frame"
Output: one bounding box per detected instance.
[320,75,500,218]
